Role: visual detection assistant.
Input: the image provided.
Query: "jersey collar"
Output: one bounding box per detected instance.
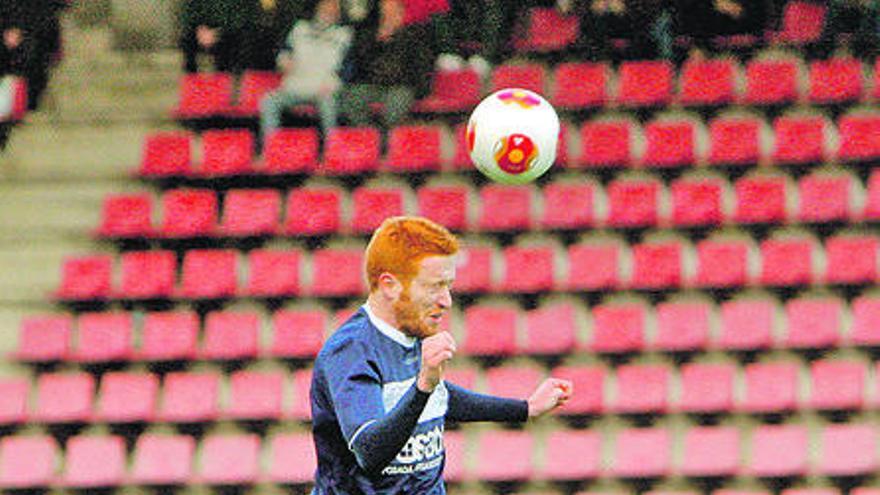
[363,303,417,348]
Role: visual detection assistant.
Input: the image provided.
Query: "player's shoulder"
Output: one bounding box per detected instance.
[317,309,374,360]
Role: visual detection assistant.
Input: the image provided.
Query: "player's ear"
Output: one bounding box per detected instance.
[377,272,403,300]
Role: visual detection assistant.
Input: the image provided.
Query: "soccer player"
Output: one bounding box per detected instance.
[310,216,573,494]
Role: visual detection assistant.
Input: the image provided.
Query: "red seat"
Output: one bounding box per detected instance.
[172,72,233,118]
[641,120,696,168]
[138,311,199,361]
[740,361,799,413]
[808,359,866,411]
[676,363,735,413]
[589,303,645,353]
[0,436,58,488]
[617,61,673,107]
[826,235,879,285]
[577,120,631,168]
[817,424,878,476]
[95,371,158,423]
[14,315,71,362]
[226,370,284,420]
[159,371,220,422]
[809,58,863,104]
[201,311,260,360]
[612,364,670,414]
[283,187,342,236]
[477,184,534,232]
[321,127,381,175]
[679,58,737,106]
[384,125,442,172]
[550,365,605,415]
[866,169,880,221]
[130,434,195,485]
[630,240,684,289]
[118,250,176,299]
[199,434,260,485]
[733,175,788,224]
[606,178,661,228]
[670,177,724,227]
[490,63,546,94]
[500,244,557,293]
[261,128,319,174]
[797,174,852,223]
[62,435,126,488]
[269,308,327,359]
[178,249,238,299]
[229,70,282,116]
[772,1,826,44]
[475,430,534,481]
[159,188,218,238]
[680,427,740,477]
[552,62,608,109]
[95,193,153,238]
[541,181,595,230]
[782,298,842,349]
[444,366,478,390]
[453,245,495,294]
[523,302,579,355]
[72,312,133,362]
[715,299,775,350]
[351,186,406,234]
[515,7,579,52]
[55,254,112,301]
[288,368,313,421]
[653,301,710,351]
[139,131,193,177]
[485,365,543,399]
[219,189,280,236]
[413,69,482,113]
[851,295,880,347]
[567,242,621,290]
[0,378,29,424]
[610,428,671,478]
[838,114,880,163]
[416,184,470,231]
[244,249,301,297]
[759,236,815,287]
[772,115,827,165]
[196,129,254,177]
[743,59,800,105]
[694,239,750,288]
[442,430,466,482]
[540,430,601,481]
[33,372,94,423]
[462,304,518,357]
[266,433,317,484]
[310,248,365,296]
[747,424,809,477]
[708,117,761,166]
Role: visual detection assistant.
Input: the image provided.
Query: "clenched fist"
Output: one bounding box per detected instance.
[527,378,574,418]
[416,331,456,392]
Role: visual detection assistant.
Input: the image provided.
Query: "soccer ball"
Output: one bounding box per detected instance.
[466,88,560,184]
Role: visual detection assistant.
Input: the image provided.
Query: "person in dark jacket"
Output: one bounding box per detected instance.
[179,0,257,73]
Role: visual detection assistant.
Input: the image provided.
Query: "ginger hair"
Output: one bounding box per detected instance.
[365,216,459,292]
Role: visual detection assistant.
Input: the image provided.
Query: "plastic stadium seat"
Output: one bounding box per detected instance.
[172,72,233,119]
[226,370,284,420]
[118,250,176,299]
[676,363,735,413]
[462,304,518,356]
[797,174,852,223]
[680,427,740,477]
[808,359,866,410]
[269,308,327,358]
[552,62,608,109]
[606,178,660,228]
[549,365,605,415]
[139,311,199,361]
[500,244,557,293]
[199,434,260,485]
[577,120,631,167]
[490,63,546,94]
[288,368,313,420]
[617,60,673,107]
[416,184,470,231]
[610,428,671,478]
[14,315,71,362]
[641,120,696,168]
[523,302,579,355]
[772,115,827,165]
[694,239,750,288]
[679,58,737,106]
[740,361,799,413]
[630,241,684,290]
[743,59,799,105]
[866,170,880,221]
[96,193,153,238]
[759,236,815,287]
[817,424,878,476]
[229,70,282,116]
[321,127,381,175]
[267,433,317,484]
[808,58,863,104]
[139,131,193,177]
[219,189,280,236]
[444,366,478,390]
[477,185,534,232]
[33,372,93,423]
[781,298,842,349]
[567,242,621,290]
[261,128,319,174]
[589,303,645,353]
[351,186,406,234]
[747,424,809,477]
[454,245,495,293]
[670,177,724,227]
[851,296,880,347]
[485,365,543,400]
[72,312,133,362]
[413,68,482,113]
[310,248,365,297]
[715,299,775,350]
[654,301,710,351]
[95,371,158,423]
[201,311,260,360]
[178,249,238,299]
[195,129,254,177]
[283,187,342,236]
[476,430,535,481]
[612,364,670,414]
[541,181,595,230]
[159,372,220,423]
[733,175,788,224]
[442,430,466,482]
[0,436,57,488]
[244,249,301,297]
[838,115,880,163]
[515,7,578,52]
[159,188,218,238]
[708,117,761,166]
[55,254,112,300]
[773,1,826,44]
[62,435,125,487]
[130,434,195,485]
[0,378,29,424]
[540,430,601,481]
[825,235,878,285]
[384,125,442,172]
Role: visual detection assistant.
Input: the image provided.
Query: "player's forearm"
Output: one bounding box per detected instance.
[445,382,529,423]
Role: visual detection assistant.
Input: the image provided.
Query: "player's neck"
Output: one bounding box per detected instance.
[366,295,400,329]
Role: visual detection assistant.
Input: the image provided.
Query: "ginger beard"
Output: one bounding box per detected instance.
[392,287,443,339]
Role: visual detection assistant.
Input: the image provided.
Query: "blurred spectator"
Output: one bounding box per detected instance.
[818,0,879,58]
[561,0,673,60]
[249,0,303,70]
[259,0,352,140]
[675,0,772,55]
[179,0,257,74]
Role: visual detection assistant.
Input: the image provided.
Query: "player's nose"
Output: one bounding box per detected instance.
[436,287,452,309]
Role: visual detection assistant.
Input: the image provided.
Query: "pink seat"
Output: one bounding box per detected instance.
[477,184,534,232]
[715,299,775,350]
[523,302,579,355]
[416,184,470,231]
[200,311,260,360]
[267,433,317,484]
[475,430,535,481]
[490,63,546,94]
[781,298,842,349]
[321,127,381,175]
[817,424,878,476]
[95,371,158,423]
[226,370,284,420]
[740,361,799,413]
[680,426,740,476]
[442,430,466,482]
[33,372,94,423]
[288,369,313,421]
[130,434,195,485]
[759,236,815,287]
[540,430,601,480]
[733,175,788,224]
[747,424,809,477]
[0,378,29,424]
[851,295,880,347]
[269,309,327,359]
[413,69,481,113]
[229,70,281,116]
[772,1,826,44]
[159,188,218,238]
[219,189,280,236]
[612,364,670,414]
[350,186,406,234]
[552,62,608,109]
[178,249,238,299]
[567,242,621,290]
[485,365,542,400]
[14,315,71,362]
[244,249,301,297]
[118,250,176,299]
[617,60,673,107]
[610,428,671,478]
[0,436,58,488]
[462,305,518,357]
[866,169,880,221]
[453,245,495,294]
[629,240,683,289]
[797,174,853,223]
[261,128,319,174]
[837,115,880,163]
[159,371,220,423]
[384,125,442,172]
[62,435,125,488]
[772,115,827,165]
[808,359,866,411]
[694,239,750,288]
[606,178,661,228]
[283,187,342,236]
[577,120,631,168]
[72,312,133,363]
[138,131,192,177]
[670,177,724,227]
[641,120,696,168]
[708,116,761,166]
[808,57,863,104]
[551,365,605,415]
[172,72,233,119]
[653,301,710,351]
[138,311,199,361]
[541,181,595,230]
[199,434,260,485]
[195,129,254,177]
[515,7,579,52]
[679,58,737,106]
[743,59,799,105]
[589,303,645,353]
[55,254,112,301]
[95,193,153,238]
[676,363,735,413]
[500,244,557,293]
[309,248,365,297]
